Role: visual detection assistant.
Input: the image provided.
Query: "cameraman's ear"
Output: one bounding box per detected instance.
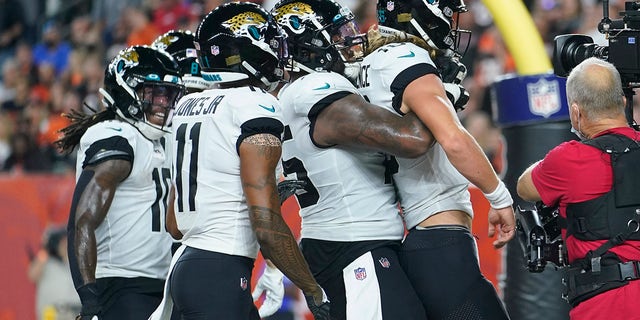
[569,103,576,118]
[570,103,580,119]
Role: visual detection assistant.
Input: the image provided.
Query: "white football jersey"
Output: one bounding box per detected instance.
[171,86,284,259]
[279,71,405,241]
[358,42,473,229]
[76,120,173,280]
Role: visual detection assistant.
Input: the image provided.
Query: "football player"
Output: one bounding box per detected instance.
[56,45,185,320]
[157,3,329,319]
[358,0,514,318]
[269,0,434,319]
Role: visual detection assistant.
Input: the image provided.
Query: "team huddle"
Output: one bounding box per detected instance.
[56,0,516,319]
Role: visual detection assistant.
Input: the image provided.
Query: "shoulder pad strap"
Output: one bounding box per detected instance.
[582,134,639,154]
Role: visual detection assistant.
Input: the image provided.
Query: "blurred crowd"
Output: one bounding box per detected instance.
[0,0,631,175]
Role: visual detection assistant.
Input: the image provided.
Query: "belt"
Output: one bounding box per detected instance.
[564,260,640,306]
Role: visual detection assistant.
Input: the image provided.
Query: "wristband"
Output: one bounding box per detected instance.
[483,180,513,209]
[77,283,100,309]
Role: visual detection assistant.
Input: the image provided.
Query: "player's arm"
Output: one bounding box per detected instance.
[165,185,183,240]
[239,133,324,301]
[68,159,130,316]
[402,74,515,248]
[313,93,433,158]
[402,74,500,192]
[517,161,542,202]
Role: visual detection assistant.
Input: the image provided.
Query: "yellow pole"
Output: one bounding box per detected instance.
[480,0,552,75]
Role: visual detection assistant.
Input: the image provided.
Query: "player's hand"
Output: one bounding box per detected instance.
[443,83,470,112]
[488,206,516,249]
[76,283,100,320]
[76,304,100,320]
[252,263,284,318]
[277,180,306,204]
[304,286,330,320]
[76,303,100,320]
[435,54,467,84]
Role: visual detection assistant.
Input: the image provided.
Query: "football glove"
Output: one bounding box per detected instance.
[444,82,470,112]
[251,264,285,318]
[435,54,467,84]
[304,287,331,320]
[76,283,100,320]
[277,180,306,204]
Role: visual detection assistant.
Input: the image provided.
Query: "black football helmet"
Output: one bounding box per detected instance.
[271,0,366,75]
[195,2,287,92]
[100,45,185,140]
[152,30,216,93]
[377,0,468,56]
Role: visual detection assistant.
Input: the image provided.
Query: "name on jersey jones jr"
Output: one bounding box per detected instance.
[175,95,225,117]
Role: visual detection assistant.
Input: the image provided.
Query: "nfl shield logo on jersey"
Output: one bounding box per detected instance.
[240,277,248,290]
[378,257,390,268]
[354,267,367,280]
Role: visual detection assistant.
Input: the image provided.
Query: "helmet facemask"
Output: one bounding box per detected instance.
[101,46,185,141]
[135,82,184,138]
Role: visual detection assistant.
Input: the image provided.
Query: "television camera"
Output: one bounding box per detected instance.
[516,202,568,273]
[552,1,640,128]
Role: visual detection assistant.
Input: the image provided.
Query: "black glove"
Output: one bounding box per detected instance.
[304,288,331,320]
[435,54,467,85]
[76,283,101,320]
[444,83,470,112]
[277,180,306,204]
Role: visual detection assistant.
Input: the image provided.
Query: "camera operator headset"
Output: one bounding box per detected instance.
[517,57,640,320]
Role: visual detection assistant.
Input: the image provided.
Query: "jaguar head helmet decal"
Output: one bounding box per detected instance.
[221,11,268,41]
[152,34,180,51]
[114,49,140,74]
[273,2,316,34]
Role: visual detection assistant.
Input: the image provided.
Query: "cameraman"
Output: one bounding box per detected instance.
[517,57,640,319]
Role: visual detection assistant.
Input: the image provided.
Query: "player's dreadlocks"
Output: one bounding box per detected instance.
[55,106,117,154]
[365,25,436,57]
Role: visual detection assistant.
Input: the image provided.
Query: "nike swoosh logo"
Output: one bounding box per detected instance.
[107,127,122,132]
[398,51,415,58]
[313,82,331,90]
[259,104,276,112]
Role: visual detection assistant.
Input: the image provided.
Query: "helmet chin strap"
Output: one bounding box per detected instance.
[100,87,167,140]
[292,60,317,74]
[115,106,168,140]
[99,88,115,107]
[406,19,455,57]
[241,61,280,92]
[410,19,438,49]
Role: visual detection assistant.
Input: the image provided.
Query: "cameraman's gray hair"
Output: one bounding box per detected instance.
[566,57,625,120]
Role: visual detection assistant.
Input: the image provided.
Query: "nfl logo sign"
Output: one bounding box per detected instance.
[378,257,390,268]
[387,1,395,11]
[527,79,561,118]
[211,45,220,56]
[354,267,367,281]
[240,277,248,290]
